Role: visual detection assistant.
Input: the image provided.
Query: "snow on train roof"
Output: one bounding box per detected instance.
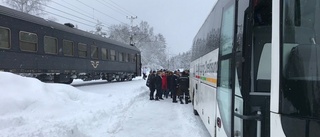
[0,5,139,52]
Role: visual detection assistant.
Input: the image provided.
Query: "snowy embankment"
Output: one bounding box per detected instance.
[0,72,147,137]
[0,72,210,137]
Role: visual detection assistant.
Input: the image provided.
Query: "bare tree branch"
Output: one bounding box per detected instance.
[3,0,51,16]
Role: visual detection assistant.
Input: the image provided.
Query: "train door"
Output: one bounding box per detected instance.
[136,54,141,76]
[216,1,236,137]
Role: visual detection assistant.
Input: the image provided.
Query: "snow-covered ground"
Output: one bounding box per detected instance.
[0,72,210,137]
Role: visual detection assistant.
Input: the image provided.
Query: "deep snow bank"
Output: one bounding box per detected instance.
[0,72,150,137]
[0,72,88,116]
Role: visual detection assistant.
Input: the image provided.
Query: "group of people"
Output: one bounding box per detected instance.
[146,69,190,104]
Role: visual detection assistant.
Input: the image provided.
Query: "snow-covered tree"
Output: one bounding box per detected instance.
[107,21,168,70]
[169,50,191,71]
[90,20,107,37]
[108,24,131,44]
[3,0,51,16]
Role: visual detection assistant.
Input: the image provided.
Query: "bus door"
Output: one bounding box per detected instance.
[216,1,236,137]
[271,0,320,136]
[233,0,272,137]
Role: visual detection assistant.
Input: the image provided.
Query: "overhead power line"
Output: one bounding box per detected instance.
[40,5,110,33]
[108,0,137,17]
[75,0,127,24]
[41,9,95,28]
[61,0,92,17]
[44,5,98,25]
[46,1,112,30]
[95,0,128,17]
[52,1,94,20]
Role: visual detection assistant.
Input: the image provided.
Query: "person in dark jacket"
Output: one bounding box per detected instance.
[178,70,189,104]
[168,71,179,103]
[154,71,163,100]
[146,71,156,100]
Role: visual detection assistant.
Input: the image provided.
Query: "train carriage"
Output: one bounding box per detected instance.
[0,5,141,83]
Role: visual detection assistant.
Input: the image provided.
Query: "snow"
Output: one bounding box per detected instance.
[0,72,210,137]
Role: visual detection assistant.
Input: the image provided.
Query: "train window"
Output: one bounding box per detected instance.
[110,50,116,61]
[101,48,108,60]
[44,36,58,54]
[129,54,134,62]
[0,27,10,49]
[63,40,74,56]
[19,31,38,52]
[91,45,98,59]
[124,53,128,62]
[133,54,137,62]
[78,43,87,58]
[119,52,123,62]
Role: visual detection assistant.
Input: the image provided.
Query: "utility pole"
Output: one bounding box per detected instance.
[127,16,137,46]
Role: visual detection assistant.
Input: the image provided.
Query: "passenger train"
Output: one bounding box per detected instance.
[190,0,320,136]
[0,5,141,84]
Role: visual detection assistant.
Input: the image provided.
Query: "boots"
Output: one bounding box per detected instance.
[185,96,189,104]
[173,98,178,103]
[179,96,184,104]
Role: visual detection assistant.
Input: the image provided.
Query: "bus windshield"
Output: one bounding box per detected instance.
[281,0,320,119]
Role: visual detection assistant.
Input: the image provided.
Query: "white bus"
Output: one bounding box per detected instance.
[190,0,320,137]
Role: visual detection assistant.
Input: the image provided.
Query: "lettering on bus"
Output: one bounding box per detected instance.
[196,60,218,75]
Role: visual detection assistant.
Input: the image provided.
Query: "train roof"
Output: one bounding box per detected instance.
[0,5,140,52]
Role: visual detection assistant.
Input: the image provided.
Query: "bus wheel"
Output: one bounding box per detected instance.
[192,92,199,115]
[193,109,199,116]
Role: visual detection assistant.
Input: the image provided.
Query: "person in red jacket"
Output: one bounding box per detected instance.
[161,71,168,98]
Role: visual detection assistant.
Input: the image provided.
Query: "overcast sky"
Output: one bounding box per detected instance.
[3,0,217,55]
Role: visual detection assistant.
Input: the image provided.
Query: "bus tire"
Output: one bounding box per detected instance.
[193,109,199,116]
[192,91,199,115]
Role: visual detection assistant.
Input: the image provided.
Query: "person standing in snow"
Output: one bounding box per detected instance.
[168,71,179,103]
[142,67,147,80]
[178,70,189,104]
[146,70,156,100]
[161,71,168,98]
[155,71,163,100]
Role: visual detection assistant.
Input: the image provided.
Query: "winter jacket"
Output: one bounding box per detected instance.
[179,72,189,89]
[155,75,162,89]
[146,73,156,88]
[161,74,168,90]
[167,75,178,90]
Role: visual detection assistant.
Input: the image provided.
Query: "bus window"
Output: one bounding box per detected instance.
[251,0,272,93]
[0,27,10,49]
[253,0,272,26]
[281,0,320,119]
